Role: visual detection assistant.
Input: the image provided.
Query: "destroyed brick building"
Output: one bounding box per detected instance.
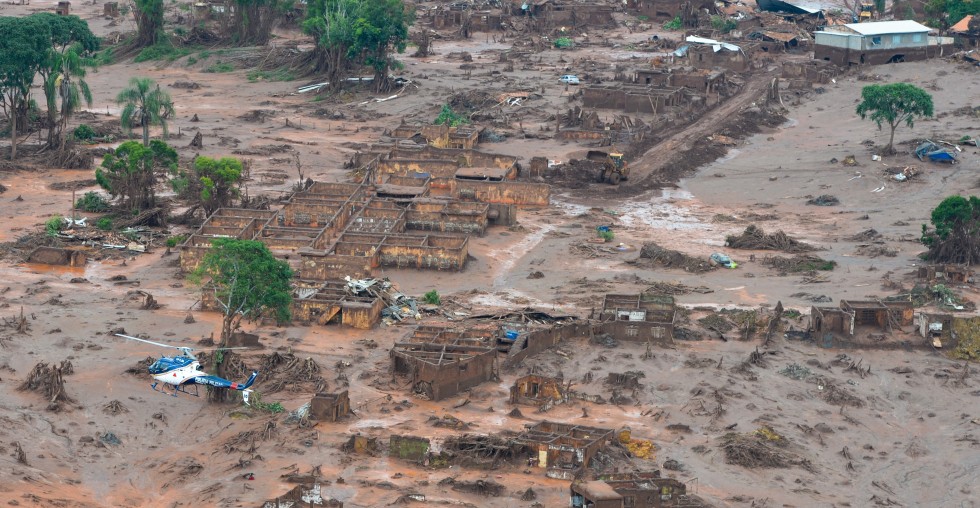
[517,421,614,479]
[310,391,352,422]
[810,299,915,341]
[390,342,497,401]
[594,293,677,344]
[571,471,697,508]
[510,374,568,406]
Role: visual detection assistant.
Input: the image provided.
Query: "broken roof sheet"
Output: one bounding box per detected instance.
[762,31,799,42]
[685,35,741,52]
[843,20,932,35]
[756,0,824,15]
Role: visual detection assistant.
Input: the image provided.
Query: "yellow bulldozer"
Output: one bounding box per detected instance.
[858,2,873,22]
[587,150,629,185]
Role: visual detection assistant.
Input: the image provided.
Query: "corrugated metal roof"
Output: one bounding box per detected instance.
[951,15,973,33]
[843,20,931,35]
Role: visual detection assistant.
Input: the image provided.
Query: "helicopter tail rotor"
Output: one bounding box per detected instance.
[242,371,259,390]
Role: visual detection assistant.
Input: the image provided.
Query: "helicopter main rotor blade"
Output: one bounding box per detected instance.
[116,334,186,350]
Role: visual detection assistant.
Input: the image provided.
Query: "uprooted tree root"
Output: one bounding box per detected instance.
[439,477,506,497]
[726,225,816,253]
[762,255,836,273]
[720,431,811,470]
[198,350,328,394]
[19,362,73,404]
[637,242,715,273]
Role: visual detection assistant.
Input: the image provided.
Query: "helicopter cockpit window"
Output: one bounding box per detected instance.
[148,360,168,374]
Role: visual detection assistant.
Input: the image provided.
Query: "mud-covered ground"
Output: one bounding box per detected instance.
[1,1,979,507]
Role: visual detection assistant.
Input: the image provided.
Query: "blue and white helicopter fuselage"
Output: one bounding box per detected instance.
[119,334,259,405]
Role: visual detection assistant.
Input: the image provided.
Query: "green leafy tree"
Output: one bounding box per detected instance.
[95,140,178,211]
[196,238,292,345]
[855,83,933,154]
[434,104,468,127]
[0,16,50,160]
[304,0,414,92]
[117,77,175,146]
[926,0,980,31]
[920,195,980,265]
[174,156,244,215]
[133,0,165,48]
[31,13,99,150]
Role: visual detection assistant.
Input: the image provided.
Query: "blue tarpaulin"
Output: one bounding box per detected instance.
[914,141,957,163]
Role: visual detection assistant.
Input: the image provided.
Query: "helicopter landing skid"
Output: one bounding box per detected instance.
[150,382,199,398]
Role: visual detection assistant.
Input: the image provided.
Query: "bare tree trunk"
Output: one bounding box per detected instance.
[142,116,150,147]
[9,109,16,161]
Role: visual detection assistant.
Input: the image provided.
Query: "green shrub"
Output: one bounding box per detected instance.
[135,42,191,63]
[186,56,197,66]
[434,104,468,127]
[423,290,441,305]
[204,61,235,73]
[75,191,110,212]
[663,16,682,30]
[45,216,63,236]
[166,234,188,248]
[73,124,96,141]
[710,15,737,33]
[96,217,113,231]
[554,37,574,49]
[598,230,614,242]
[246,69,295,82]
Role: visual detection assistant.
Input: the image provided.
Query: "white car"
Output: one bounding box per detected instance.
[559,75,580,85]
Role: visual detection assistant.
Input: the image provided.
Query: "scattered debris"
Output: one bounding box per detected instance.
[807,195,840,206]
[726,225,816,253]
[638,242,714,273]
[18,362,73,404]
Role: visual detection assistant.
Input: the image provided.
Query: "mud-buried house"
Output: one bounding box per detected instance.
[814,20,953,66]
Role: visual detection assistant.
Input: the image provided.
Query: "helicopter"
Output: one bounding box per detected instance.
[117,334,259,405]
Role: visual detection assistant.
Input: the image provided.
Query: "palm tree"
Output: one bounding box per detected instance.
[116,77,175,147]
[42,46,93,149]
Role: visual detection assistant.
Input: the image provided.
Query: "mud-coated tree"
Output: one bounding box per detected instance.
[921,195,980,265]
[303,0,414,92]
[195,238,291,402]
[95,140,178,211]
[117,77,175,146]
[230,0,288,46]
[133,0,164,48]
[0,16,50,161]
[855,83,933,155]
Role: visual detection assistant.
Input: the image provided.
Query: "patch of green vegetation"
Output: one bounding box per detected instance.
[710,15,737,33]
[554,37,574,49]
[73,124,96,141]
[186,56,197,66]
[663,15,682,30]
[135,42,192,63]
[782,309,802,319]
[423,290,441,305]
[45,216,63,236]
[204,61,235,73]
[75,191,110,212]
[434,104,468,127]
[166,234,188,248]
[93,48,114,66]
[598,229,614,242]
[246,69,295,82]
[96,217,113,231]
[800,259,836,272]
[636,15,649,21]
[198,50,211,59]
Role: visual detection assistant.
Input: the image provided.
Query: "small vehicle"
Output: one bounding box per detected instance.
[710,253,737,269]
[559,74,580,85]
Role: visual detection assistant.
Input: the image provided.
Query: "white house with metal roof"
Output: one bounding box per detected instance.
[814,20,954,66]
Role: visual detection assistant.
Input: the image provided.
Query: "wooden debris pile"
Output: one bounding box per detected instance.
[726,225,816,253]
[637,242,715,273]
